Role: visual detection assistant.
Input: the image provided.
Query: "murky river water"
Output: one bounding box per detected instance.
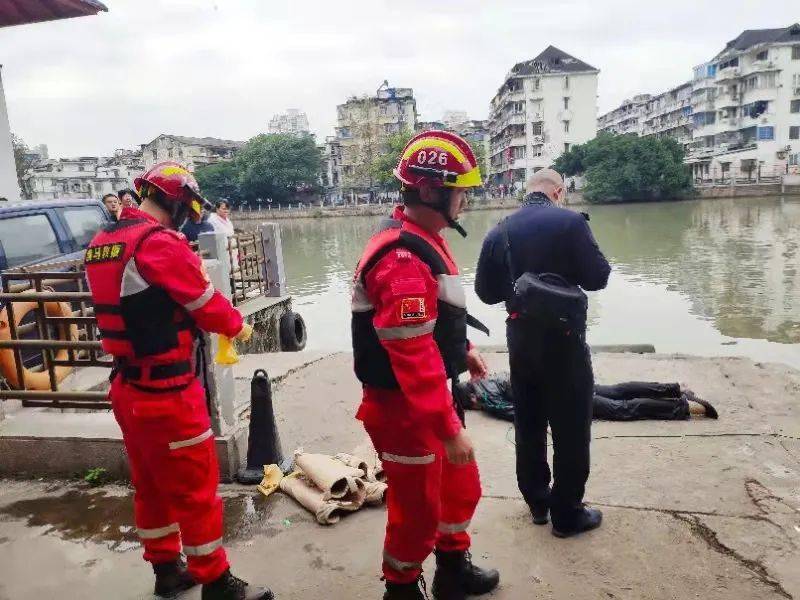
[267,196,800,369]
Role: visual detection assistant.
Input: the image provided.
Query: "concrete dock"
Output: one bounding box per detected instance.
[0,350,798,599]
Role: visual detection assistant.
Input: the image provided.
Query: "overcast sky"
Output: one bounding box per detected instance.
[1,0,796,158]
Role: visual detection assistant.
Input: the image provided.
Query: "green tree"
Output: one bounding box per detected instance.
[194,160,240,203]
[554,133,692,203]
[12,134,35,199]
[370,130,414,189]
[235,134,322,204]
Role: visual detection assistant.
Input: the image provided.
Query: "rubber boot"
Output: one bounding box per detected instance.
[383,576,427,599]
[201,569,274,600]
[431,550,500,599]
[153,559,197,598]
[552,506,603,538]
[531,502,549,525]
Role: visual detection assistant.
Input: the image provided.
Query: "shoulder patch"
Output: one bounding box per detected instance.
[400,297,427,321]
[85,242,125,264]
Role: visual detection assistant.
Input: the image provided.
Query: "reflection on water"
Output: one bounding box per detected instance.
[266,196,800,368]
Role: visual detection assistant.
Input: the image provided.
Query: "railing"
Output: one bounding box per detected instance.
[0,260,110,409]
[227,230,270,306]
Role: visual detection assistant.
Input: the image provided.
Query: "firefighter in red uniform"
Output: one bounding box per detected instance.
[352,131,501,600]
[84,162,273,600]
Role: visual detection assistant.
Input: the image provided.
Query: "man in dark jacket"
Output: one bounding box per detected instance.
[475,168,611,538]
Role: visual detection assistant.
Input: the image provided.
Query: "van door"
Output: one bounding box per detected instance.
[0,211,64,271]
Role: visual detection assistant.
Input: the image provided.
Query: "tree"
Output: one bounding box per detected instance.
[195,160,240,204]
[12,134,35,199]
[553,133,693,203]
[370,130,414,189]
[234,134,322,205]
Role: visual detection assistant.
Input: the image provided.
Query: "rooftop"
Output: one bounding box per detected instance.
[144,135,244,149]
[0,0,107,28]
[718,22,800,55]
[511,45,598,76]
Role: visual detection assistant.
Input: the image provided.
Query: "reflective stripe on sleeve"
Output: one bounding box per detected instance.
[184,283,215,312]
[383,550,423,572]
[136,522,179,539]
[168,428,213,451]
[381,452,436,465]
[438,519,471,534]
[375,319,436,341]
[183,537,223,557]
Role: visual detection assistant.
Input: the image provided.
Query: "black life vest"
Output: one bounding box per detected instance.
[351,217,469,389]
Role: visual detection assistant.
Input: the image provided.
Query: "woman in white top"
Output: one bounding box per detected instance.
[207,200,236,237]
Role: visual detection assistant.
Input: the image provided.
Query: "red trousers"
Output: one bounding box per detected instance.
[111,375,228,584]
[361,397,482,584]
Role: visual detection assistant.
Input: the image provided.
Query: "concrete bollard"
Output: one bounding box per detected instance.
[236,369,284,484]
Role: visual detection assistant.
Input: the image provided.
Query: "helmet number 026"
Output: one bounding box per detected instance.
[416,150,449,166]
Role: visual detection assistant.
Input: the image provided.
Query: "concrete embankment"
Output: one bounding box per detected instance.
[0,349,798,599]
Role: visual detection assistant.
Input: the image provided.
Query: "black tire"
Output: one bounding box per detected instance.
[279,311,307,352]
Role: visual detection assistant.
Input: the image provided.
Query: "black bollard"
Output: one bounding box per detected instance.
[236,369,284,484]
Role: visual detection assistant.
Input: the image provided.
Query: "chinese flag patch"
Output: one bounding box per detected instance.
[400,297,427,320]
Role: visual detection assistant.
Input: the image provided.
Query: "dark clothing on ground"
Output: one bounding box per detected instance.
[454,376,693,423]
[180,215,215,243]
[475,192,611,530]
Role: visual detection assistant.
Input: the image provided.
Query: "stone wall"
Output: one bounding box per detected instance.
[237,295,292,354]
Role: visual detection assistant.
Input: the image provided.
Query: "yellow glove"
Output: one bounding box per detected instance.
[235,322,253,342]
[215,335,239,365]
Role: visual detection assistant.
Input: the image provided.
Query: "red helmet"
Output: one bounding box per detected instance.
[394,130,482,189]
[133,161,212,219]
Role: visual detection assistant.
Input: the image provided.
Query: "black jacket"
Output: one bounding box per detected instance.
[475,193,611,306]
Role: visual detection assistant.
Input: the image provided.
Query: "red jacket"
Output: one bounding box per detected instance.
[355,207,464,440]
[86,207,242,389]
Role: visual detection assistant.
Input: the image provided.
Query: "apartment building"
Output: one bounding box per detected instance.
[487,46,599,186]
[334,81,417,190]
[268,109,311,136]
[641,82,694,147]
[597,94,651,136]
[140,134,244,172]
[23,150,144,201]
[686,24,800,181]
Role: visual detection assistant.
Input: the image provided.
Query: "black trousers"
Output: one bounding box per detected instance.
[507,319,594,526]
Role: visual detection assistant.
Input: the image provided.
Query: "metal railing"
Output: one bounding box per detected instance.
[0,260,110,409]
[227,230,270,306]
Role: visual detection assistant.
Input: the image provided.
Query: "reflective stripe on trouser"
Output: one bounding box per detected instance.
[111,376,230,583]
[365,420,482,584]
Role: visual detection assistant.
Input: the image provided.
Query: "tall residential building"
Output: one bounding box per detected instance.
[641,82,694,148]
[597,94,651,136]
[335,81,417,190]
[442,110,469,129]
[140,134,244,172]
[487,46,599,185]
[268,109,311,136]
[686,23,800,181]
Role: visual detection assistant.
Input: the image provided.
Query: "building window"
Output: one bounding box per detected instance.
[563,76,569,89]
[563,97,570,110]
[790,126,800,140]
[532,122,543,136]
[755,50,768,61]
[793,46,800,60]
[791,100,800,113]
[757,126,774,140]
[563,120,570,133]
[533,77,540,90]
[564,143,570,153]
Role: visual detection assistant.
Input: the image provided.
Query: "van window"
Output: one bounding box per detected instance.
[61,206,106,249]
[0,213,60,268]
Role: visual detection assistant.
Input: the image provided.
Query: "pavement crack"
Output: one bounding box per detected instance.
[673,513,792,599]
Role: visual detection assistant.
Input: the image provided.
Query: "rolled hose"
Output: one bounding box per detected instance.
[0,301,78,390]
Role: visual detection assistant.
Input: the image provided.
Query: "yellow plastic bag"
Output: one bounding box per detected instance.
[215,335,239,365]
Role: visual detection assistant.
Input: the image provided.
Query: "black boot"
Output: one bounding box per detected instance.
[383,576,428,599]
[153,559,197,598]
[530,502,549,525]
[552,506,603,538]
[431,550,499,599]
[201,569,274,600]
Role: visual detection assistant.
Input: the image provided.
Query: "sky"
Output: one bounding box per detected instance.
[1,0,797,158]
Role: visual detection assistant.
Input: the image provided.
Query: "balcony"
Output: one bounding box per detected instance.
[715,67,741,82]
[745,60,779,75]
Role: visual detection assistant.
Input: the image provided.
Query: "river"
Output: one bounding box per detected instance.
[268,196,800,369]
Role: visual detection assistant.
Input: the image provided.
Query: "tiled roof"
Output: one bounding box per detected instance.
[512,45,598,76]
[722,23,800,52]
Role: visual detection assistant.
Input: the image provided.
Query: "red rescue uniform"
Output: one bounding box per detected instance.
[352,206,482,584]
[85,206,243,584]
